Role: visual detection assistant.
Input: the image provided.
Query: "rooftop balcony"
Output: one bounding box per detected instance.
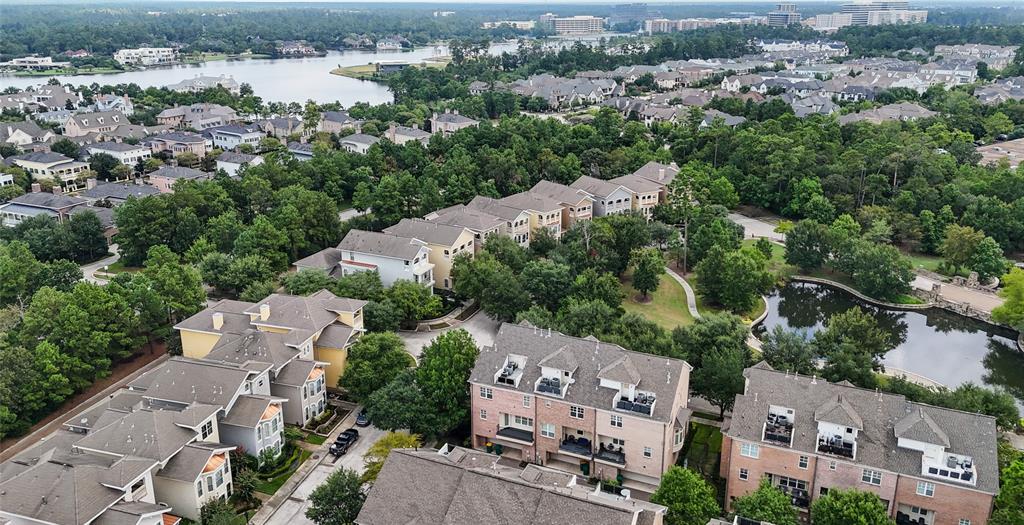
[535,376,565,397]
[496,361,523,387]
[614,391,655,416]
[817,433,855,459]
[924,453,975,484]
[763,412,793,446]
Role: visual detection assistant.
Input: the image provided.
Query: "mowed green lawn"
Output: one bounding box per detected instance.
[620,273,695,330]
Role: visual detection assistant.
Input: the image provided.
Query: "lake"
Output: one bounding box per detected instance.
[0,43,521,105]
[755,281,1024,408]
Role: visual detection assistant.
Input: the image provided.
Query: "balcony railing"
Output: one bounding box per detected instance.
[594,443,625,465]
[536,377,564,396]
[559,437,592,458]
[817,435,855,459]
[496,426,534,444]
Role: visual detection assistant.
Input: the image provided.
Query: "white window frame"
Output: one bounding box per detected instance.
[523,395,531,408]
[610,414,623,428]
[740,442,759,459]
[916,481,935,497]
[480,386,492,399]
[739,468,749,481]
[540,423,555,438]
[480,409,487,420]
[828,460,837,471]
[861,469,882,486]
[643,446,653,458]
[569,405,584,419]
[674,428,684,446]
[798,455,809,469]
[958,519,970,525]
[513,415,534,427]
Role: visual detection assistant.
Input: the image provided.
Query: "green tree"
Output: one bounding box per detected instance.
[338,333,413,400]
[88,152,120,180]
[114,196,173,266]
[200,499,237,525]
[361,431,421,483]
[688,216,740,267]
[522,259,573,311]
[649,466,720,525]
[283,269,334,296]
[815,308,895,388]
[940,224,985,275]
[302,100,322,138]
[672,313,748,369]
[848,242,914,302]
[305,468,365,525]
[143,245,206,323]
[696,246,773,313]
[569,268,625,310]
[629,248,665,299]
[415,329,479,435]
[452,252,530,322]
[992,268,1024,330]
[481,234,530,273]
[784,219,830,272]
[991,459,1024,525]
[731,479,799,525]
[50,137,80,159]
[384,280,441,325]
[665,162,712,272]
[810,489,895,525]
[233,215,289,272]
[969,236,1008,283]
[66,210,109,263]
[692,343,748,417]
[761,326,816,375]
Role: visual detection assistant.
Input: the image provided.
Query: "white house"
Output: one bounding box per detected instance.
[208,124,264,151]
[294,229,435,288]
[570,175,635,216]
[86,141,152,165]
[215,151,264,177]
[339,133,380,154]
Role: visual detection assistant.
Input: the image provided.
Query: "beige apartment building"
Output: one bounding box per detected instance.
[174,289,366,391]
[721,363,999,525]
[469,322,693,494]
[527,179,594,230]
[383,217,475,290]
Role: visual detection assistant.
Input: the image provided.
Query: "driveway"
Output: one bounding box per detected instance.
[728,213,784,242]
[80,244,120,284]
[262,424,386,525]
[398,310,501,358]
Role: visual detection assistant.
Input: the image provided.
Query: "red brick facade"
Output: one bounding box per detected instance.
[722,438,995,525]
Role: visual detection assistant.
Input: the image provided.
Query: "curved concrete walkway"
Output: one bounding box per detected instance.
[665,267,701,320]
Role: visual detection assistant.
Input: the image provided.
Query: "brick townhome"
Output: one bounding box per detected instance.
[721,363,999,525]
[469,322,693,494]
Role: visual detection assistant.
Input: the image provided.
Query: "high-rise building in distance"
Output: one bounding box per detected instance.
[767,3,802,27]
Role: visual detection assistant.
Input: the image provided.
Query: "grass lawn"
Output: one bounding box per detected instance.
[103,260,142,273]
[680,421,724,481]
[689,273,766,323]
[254,449,312,495]
[304,432,327,445]
[331,63,377,79]
[620,273,694,330]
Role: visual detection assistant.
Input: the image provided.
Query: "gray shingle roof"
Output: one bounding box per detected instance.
[466,196,529,221]
[358,447,665,525]
[631,161,678,186]
[274,359,318,387]
[9,191,88,209]
[894,408,950,447]
[292,248,344,271]
[383,217,470,247]
[243,290,366,333]
[499,191,563,213]
[470,323,690,423]
[82,182,161,201]
[429,206,505,233]
[149,131,205,144]
[92,502,172,525]
[157,442,234,483]
[128,357,252,408]
[73,408,196,462]
[609,173,662,194]
[149,166,207,180]
[340,133,380,146]
[316,323,355,350]
[217,151,258,164]
[433,112,479,124]
[570,176,632,200]
[813,394,864,430]
[206,329,298,370]
[728,365,1000,494]
[174,298,255,335]
[222,395,278,428]
[12,151,74,164]
[338,229,426,260]
[87,141,146,152]
[528,180,592,206]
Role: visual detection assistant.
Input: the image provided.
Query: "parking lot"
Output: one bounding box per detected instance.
[262,422,386,525]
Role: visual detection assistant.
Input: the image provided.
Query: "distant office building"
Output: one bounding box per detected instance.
[610,3,649,25]
[539,13,605,35]
[113,47,176,66]
[807,2,926,30]
[481,20,536,30]
[768,3,802,27]
[645,16,766,34]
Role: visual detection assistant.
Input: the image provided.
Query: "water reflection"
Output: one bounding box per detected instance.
[757,282,1024,407]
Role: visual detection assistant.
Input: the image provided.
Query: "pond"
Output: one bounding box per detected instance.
[755,281,1024,408]
[0,42,520,105]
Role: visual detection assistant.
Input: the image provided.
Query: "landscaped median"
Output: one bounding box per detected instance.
[253,445,314,495]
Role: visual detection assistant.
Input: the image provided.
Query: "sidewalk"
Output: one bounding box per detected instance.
[911,274,1003,313]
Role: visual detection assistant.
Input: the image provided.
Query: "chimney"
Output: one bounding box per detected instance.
[86,177,97,190]
[31,182,41,193]
[52,185,62,195]
[212,312,224,330]
[658,168,666,181]
[260,303,270,321]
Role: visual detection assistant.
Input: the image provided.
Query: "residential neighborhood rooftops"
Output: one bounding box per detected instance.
[173,299,254,335]
[87,141,147,152]
[528,180,593,205]
[73,408,197,462]
[8,151,76,165]
[157,442,233,483]
[222,395,282,428]
[357,446,666,525]
[631,161,679,186]
[206,328,299,370]
[148,166,207,180]
[217,151,259,164]
[340,133,381,146]
[82,182,161,201]
[244,290,366,333]
[149,131,206,144]
[7,191,88,209]
[383,217,471,246]
[128,357,252,407]
[432,111,479,125]
[429,206,505,232]
[570,175,632,199]
[338,229,428,260]
[727,363,1000,494]
[470,322,691,423]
